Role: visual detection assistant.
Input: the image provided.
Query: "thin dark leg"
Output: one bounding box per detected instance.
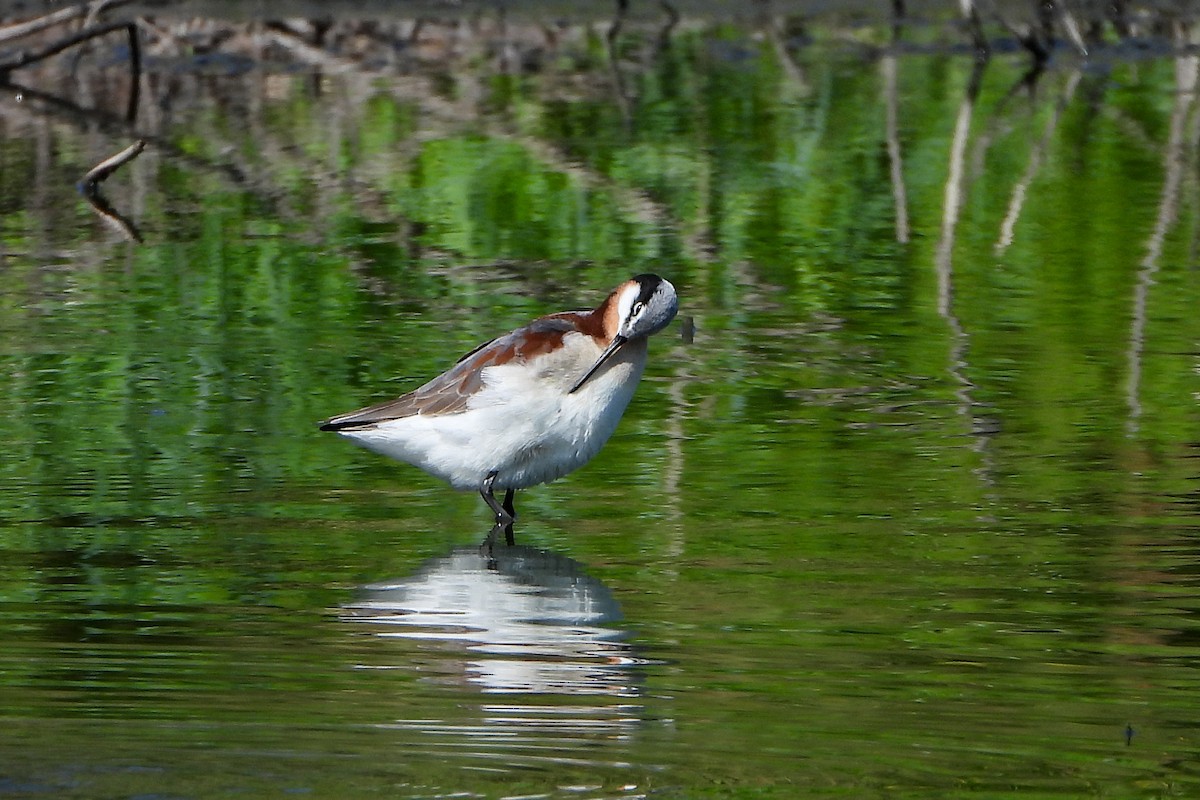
[502,489,516,546]
[479,470,513,522]
[479,471,514,551]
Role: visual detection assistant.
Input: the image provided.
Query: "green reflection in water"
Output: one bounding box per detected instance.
[1,14,1199,799]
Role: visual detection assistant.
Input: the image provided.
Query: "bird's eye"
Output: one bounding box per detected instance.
[631,301,645,317]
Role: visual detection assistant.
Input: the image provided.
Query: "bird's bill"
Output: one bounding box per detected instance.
[568,335,626,394]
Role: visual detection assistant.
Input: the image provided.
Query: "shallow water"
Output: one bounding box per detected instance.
[2,5,1200,798]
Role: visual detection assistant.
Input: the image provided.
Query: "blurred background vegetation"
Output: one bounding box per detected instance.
[2,1,1200,797]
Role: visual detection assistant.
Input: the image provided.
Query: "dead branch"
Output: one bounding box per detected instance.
[0,20,137,79]
[77,139,147,243]
[0,0,133,46]
[80,139,145,185]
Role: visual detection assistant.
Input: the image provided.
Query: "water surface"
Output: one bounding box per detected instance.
[2,5,1200,798]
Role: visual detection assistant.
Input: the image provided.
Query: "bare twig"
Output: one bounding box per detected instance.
[0,20,137,78]
[261,22,366,73]
[0,0,133,46]
[883,9,908,244]
[765,15,809,95]
[882,54,908,243]
[936,60,986,313]
[80,139,145,185]
[1128,23,1199,433]
[78,140,147,243]
[0,18,143,125]
[935,58,995,484]
[995,70,1081,252]
[1058,3,1089,57]
[125,19,140,122]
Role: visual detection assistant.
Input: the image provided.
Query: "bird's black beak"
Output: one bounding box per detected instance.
[568,335,626,394]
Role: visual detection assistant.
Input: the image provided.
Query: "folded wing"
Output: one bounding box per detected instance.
[319,316,580,431]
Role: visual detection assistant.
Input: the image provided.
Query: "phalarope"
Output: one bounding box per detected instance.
[320,274,678,548]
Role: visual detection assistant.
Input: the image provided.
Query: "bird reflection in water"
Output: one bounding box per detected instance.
[342,546,647,767]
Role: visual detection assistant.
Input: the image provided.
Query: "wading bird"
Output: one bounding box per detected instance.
[320,274,679,548]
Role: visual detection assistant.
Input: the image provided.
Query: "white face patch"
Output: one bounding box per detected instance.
[615,283,642,332]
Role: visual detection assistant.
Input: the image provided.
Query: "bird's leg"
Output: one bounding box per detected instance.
[479,471,514,525]
[479,471,515,550]
[502,489,516,546]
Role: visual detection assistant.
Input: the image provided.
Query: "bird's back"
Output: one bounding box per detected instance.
[319,316,585,431]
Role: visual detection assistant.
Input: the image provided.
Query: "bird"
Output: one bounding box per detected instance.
[319,274,679,549]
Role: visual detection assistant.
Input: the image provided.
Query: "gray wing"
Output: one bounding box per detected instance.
[319,316,579,431]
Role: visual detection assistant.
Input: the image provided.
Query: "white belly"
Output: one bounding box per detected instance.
[337,336,648,491]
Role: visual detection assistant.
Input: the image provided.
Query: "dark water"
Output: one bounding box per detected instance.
[2,6,1200,798]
